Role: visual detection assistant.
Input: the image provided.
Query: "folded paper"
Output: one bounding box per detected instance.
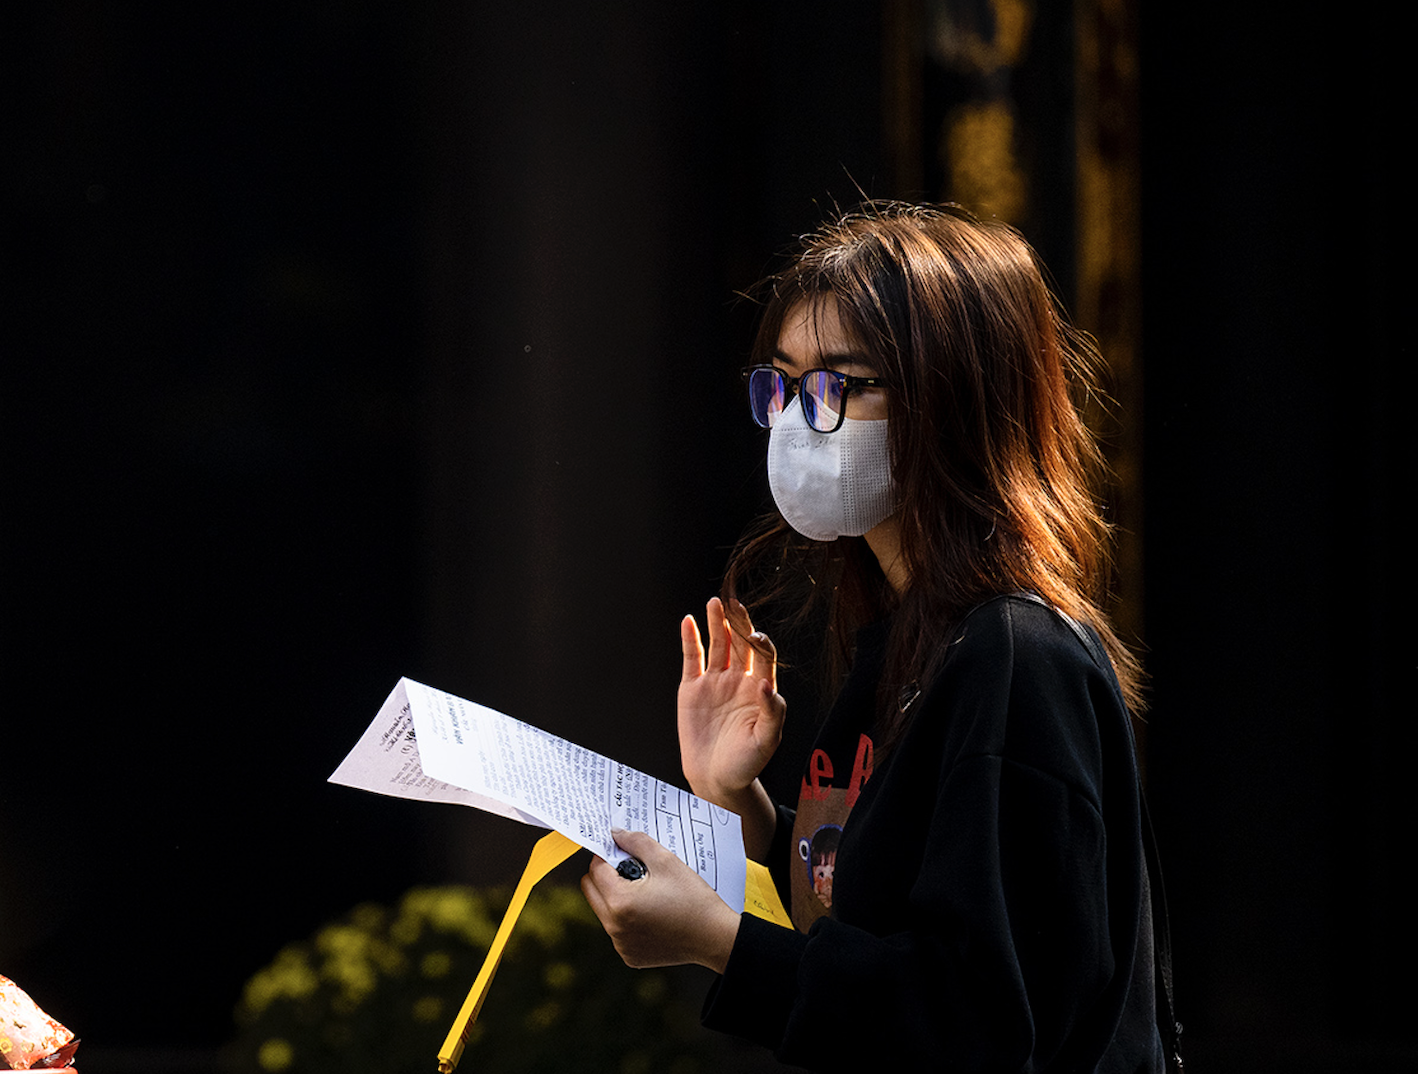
[331,678,750,914]
[331,678,793,1073]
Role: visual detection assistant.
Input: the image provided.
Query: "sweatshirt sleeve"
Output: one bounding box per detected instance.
[702,598,1147,1072]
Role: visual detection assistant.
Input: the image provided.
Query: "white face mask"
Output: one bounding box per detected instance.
[766,395,896,542]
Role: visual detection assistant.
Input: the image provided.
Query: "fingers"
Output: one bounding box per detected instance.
[748,628,779,694]
[724,598,754,672]
[581,848,641,917]
[580,865,610,919]
[582,831,739,972]
[703,597,732,672]
[611,827,668,864]
[580,837,664,954]
[729,597,779,693]
[724,596,755,634]
[688,596,776,681]
[680,614,705,683]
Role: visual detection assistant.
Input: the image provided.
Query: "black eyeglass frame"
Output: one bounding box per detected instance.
[740,364,887,434]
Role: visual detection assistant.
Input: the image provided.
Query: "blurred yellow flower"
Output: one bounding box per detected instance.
[240,947,318,1019]
[256,1037,294,1072]
[411,995,444,1023]
[421,950,452,978]
[543,961,575,990]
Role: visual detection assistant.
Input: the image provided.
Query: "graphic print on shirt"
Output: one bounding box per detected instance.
[789,731,874,932]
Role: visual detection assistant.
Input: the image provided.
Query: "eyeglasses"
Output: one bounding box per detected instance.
[741,365,886,434]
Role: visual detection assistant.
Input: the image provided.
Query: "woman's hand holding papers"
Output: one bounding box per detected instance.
[677,597,784,860]
[584,600,780,975]
[581,829,740,974]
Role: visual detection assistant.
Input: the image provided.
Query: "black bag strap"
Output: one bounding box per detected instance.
[1009,593,1184,1070]
[1140,783,1185,1072]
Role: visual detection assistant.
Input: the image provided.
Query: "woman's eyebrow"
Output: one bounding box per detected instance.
[772,348,871,371]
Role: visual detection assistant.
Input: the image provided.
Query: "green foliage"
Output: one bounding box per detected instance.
[222,883,746,1074]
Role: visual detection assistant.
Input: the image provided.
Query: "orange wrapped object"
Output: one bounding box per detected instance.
[0,975,78,1070]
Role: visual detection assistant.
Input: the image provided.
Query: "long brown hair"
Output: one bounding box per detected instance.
[724,202,1145,743]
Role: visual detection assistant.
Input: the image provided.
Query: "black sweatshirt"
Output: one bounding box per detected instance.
[703,595,1164,1072]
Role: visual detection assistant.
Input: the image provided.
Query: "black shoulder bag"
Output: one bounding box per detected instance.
[1014,593,1185,1071]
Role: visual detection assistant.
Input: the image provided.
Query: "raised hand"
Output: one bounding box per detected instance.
[678,597,785,857]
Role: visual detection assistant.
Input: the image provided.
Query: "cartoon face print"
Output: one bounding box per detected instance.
[798,824,843,910]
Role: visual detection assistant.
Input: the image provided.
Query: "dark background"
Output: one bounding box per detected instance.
[1,2,1408,1071]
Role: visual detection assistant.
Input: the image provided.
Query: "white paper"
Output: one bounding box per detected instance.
[330,677,746,914]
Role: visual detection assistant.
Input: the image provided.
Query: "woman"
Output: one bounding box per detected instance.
[582,202,1167,1071]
